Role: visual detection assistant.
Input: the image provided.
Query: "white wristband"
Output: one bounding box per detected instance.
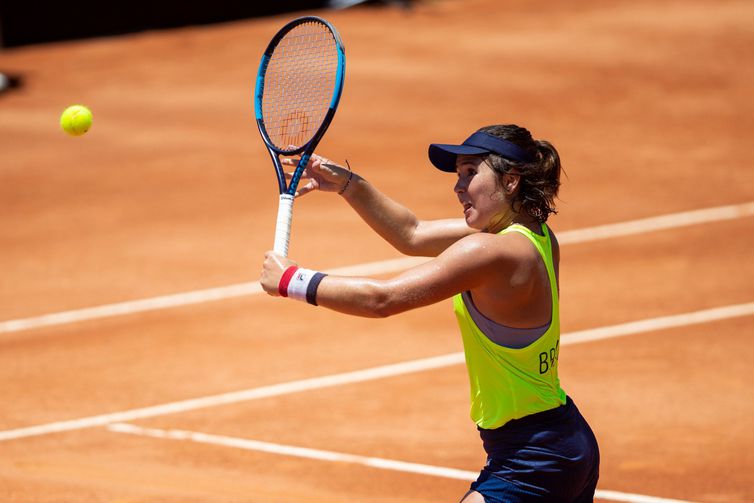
[278,266,328,305]
[287,268,317,301]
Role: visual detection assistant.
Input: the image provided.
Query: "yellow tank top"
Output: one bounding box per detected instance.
[453,223,566,430]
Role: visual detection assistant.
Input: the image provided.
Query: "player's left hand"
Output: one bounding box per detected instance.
[261,251,298,296]
[282,153,350,197]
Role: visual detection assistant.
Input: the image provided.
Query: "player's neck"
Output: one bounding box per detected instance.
[511,213,543,235]
[485,208,539,235]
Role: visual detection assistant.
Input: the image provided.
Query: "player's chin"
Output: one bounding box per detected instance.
[466,212,496,233]
[463,210,483,230]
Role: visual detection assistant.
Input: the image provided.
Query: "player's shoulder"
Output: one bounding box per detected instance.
[453,229,533,260]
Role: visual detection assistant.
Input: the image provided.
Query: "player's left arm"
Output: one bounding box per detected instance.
[288,155,477,256]
[261,232,515,318]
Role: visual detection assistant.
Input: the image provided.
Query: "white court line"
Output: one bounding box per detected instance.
[556,201,754,244]
[1,201,753,335]
[2,300,753,442]
[107,422,696,503]
[0,257,425,335]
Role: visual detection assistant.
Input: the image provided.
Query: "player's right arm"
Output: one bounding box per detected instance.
[284,154,476,256]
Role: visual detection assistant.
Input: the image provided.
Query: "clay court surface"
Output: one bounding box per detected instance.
[1,0,753,501]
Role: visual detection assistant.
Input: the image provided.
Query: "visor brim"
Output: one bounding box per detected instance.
[428,143,489,172]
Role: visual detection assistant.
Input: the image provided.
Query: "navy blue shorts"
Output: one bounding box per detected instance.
[467,396,600,502]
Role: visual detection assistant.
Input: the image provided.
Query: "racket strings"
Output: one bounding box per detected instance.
[262,22,339,151]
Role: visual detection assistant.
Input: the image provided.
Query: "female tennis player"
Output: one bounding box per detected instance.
[260,124,600,502]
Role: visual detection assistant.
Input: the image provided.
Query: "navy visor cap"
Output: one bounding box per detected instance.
[428,131,535,172]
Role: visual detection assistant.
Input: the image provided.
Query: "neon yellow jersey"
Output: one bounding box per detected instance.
[453,223,566,430]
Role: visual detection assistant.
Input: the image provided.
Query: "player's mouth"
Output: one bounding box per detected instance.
[461,201,472,215]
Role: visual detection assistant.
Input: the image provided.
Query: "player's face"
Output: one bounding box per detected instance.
[454,155,513,233]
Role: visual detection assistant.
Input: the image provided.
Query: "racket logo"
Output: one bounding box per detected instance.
[281,111,310,148]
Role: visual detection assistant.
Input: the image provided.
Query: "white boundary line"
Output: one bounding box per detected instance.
[0,257,424,335]
[2,300,753,442]
[108,422,478,480]
[0,352,464,442]
[555,201,754,245]
[2,201,753,335]
[107,422,696,503]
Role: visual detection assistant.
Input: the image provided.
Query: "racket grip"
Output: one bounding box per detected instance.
[273,194,295,256]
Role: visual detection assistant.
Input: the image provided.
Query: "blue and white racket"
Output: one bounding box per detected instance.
[254,16,346,256]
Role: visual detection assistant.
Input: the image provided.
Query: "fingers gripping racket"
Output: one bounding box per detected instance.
[254,16,346,256]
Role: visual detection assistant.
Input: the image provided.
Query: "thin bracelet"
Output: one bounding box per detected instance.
[338,159,354,195]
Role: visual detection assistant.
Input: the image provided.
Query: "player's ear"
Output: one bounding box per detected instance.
[502,172,521,196]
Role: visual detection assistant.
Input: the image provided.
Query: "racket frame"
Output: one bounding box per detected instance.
[253,16,345,256]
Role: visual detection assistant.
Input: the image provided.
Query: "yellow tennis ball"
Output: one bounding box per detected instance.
[60,105,93,136]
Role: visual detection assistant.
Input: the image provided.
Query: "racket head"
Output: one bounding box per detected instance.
[254,16,346,158]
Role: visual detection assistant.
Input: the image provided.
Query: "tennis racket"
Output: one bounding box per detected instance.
[254,16,346,257]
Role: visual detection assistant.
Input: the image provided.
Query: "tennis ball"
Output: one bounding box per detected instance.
[60,105,93,136]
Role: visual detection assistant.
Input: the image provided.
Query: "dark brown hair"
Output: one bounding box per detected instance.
[478,124,561,223]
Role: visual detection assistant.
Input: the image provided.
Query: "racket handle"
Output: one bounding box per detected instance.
[273,194,295,256]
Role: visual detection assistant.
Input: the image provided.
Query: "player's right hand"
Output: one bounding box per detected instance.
[260,250,298,297]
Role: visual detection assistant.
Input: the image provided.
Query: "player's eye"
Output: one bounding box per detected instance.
[458,165,475,176]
